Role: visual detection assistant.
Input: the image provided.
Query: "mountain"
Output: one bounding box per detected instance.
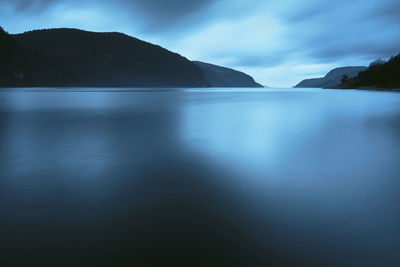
[337,53,400,89]
[0,26,29,84]
[0,27,263,88]
[2,28,210,87]
[294,66,367,88]
[193,61,263,87]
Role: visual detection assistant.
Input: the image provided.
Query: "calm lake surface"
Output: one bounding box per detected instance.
[1,88,400,266]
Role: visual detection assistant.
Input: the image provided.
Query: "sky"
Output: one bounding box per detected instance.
[1,0,399,87]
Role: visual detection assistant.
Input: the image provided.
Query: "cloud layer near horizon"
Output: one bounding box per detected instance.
[1,0,399,86]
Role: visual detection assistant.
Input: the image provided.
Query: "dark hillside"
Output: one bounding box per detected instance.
[12,28,208,87]
[1,27,264,88]
[338,53,400,89]
[0,27,29,85]
[193,61,262,87]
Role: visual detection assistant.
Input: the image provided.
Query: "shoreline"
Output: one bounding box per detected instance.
[326,86,400,92]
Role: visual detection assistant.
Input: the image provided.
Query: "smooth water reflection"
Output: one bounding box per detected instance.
[1,88,400,266]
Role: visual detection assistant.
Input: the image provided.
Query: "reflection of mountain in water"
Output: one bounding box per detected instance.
[2,89,400,266]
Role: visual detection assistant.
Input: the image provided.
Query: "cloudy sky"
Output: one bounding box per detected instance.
[1,0,399,87]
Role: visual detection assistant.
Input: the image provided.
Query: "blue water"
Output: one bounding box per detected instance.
[1,88,400,266]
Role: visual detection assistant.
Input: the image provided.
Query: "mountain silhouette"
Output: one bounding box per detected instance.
[0,26,29,84]
[337,53,400,89]
[294,66,367,88]
[193,61,262,87]
[0,27,261,88]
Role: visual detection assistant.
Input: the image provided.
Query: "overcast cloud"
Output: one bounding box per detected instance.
[1,0,399,86]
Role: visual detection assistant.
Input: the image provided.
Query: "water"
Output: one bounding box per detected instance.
[1,88,400,266]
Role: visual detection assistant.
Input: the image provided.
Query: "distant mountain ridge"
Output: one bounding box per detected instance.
[193,61,262,87]
[337,53,400,89]
[0,27,262,88]
[294,66,367,88]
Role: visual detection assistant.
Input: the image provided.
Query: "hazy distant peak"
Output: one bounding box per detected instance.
[193,61,263,88]
[294,66,367,88]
